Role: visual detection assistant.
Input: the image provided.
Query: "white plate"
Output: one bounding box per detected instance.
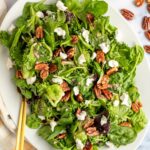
[0,0,150,150]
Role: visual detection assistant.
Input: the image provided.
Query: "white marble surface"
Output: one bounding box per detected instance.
[3,0,150,150]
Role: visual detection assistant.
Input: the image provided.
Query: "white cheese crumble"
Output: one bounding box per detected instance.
[85,100,91,106]
[38,115,45,120]
[86,78,94,86]
[99,42,109,54]
[6,57,13,69]
[78,54,86,65]
[120,93,130,107]
[8,24,15,33]
[108,60,119,68]
[34,52,40,59]
[26,76,36,85]
[36,11,44,18]
[106,141,116,149]
[50,120,57,132]
[56,1,67,11]
[75,139,84,150]
[113,100,120,107]
[54,27,66,39]
[101,115,107,126]
[46,10,53,15]
[116,30,123,42]
[60,52,67,59]
[77,111,87,121]
[73,86,79,96]
[52,77,63,84]
[91,52,96,60]
[82,28,90,43]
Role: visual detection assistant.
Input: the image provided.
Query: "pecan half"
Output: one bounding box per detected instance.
[96,50,105,63]
[83,119,94,129]
[16,70,23,79]
[97,75,109,89]
[57,133,66,139]
[76,94,84,102]
[131,101,142,113]
[147,4,150,13]
[35,63,49,71]
[71,35,79,44]
[61,91,71,102]
[147,0,150,3]
[134,0,144,7]
[120,122,132,128]
[76,108,81,116]
[60,81,70,92]
[94,85,102,99]
[86,13,94,23]
[40,70,49,80]
[36,26,44,39]
[142,16,150,30]
[145,30,150,40]
[120,9,134,21]
[144,45,150,53]
[106,67,118,76]
[53,48,62,57]
[49,63,57,73]
[83,141,93,150]
[101,89,112,100]
[86,127,100,136]
[67,48,75,59]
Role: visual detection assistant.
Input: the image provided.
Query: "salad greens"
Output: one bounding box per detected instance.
[0,0,147,149]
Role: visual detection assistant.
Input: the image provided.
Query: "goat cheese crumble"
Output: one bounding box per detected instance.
[56,1,67,11]
[78,54,86,65]
[26,76,36,85]
[99,42,109,54]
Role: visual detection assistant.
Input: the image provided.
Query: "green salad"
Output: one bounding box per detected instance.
[0,0,147,149]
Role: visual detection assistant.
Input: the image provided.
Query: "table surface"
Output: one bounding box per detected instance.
[2,0,150,150]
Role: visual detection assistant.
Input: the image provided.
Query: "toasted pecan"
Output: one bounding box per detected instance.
[83,141,93,150]
[60,81,70,92]
[35,63,49,71]
[57,133,66,139]
[96,50,105,63]
[83,119,94,129]
[120,122,132,127]
[36,26,44,39]
[145,30,150,40]
[40,70,49,80]
[53,48,62,57]
[142,16,150,30]
[16,70,23,79]
[71,35,79,44]
[131,101,142,113]
[86,127,100,136]
[86,13,94,24]
[97,75,109,89]
[76,94,84,102]
[61,91,71,102]
[106,67,118,76]
[144,45,150,53]
[67,48,75,59]
[134,0,144,7]
[49,63,57,73]
[120,9,134,21]
[94,85,102,99]
[101,89,113,100]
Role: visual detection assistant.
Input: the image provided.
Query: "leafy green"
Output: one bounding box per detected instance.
[0,31,10,47]
[0,0,147,149]
[26,113,41,129]
[108,125,137,147]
